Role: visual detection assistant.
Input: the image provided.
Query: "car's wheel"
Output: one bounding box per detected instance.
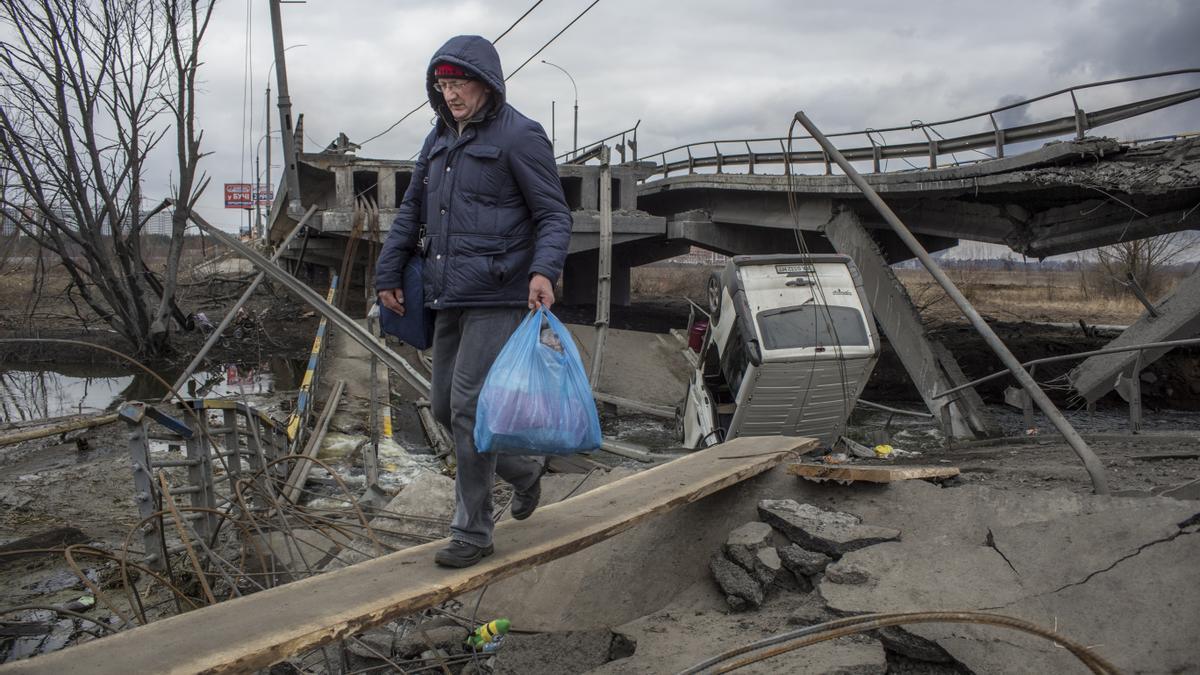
[706,272,722,319]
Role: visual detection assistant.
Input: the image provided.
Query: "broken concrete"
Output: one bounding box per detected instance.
[491,630,624,674]
[1070,263,1200,404]
[751,547,781,588]
[778,543,832,578]
[369,470,455,541]
[256,527,354,577]
[809,481,1200,674]
[345,626,394,660]
[758,499,901,555]
[823,558,871,585]
[589,579,887,674]
[470,468,793,631]
[395,624,469,659]
[723,521,775,572]
[387,466,1196,673]
[709,553,763,610]
[326,469,455,570]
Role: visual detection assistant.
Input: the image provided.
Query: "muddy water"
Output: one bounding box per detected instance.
[0,358,303,423]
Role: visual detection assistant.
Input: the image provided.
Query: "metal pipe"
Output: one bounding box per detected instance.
[793,110,1109,495]
[855,399,935,419]
[590,146,612,384]
[935,336,1200,400]
[165,207,315,400]
[185,211,431,398]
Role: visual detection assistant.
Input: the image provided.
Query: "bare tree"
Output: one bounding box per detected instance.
[0,0,214,356]
[1094,231,1198,298]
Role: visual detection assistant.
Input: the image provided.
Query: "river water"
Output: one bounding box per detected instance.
[0,358,303,423]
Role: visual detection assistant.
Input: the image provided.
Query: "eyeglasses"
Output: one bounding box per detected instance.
[434,79,471,94]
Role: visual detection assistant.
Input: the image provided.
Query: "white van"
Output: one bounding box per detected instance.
[678,254,879,449]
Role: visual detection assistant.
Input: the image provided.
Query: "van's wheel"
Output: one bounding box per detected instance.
[706,272,722,319]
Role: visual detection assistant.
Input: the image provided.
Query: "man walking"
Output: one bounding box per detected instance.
[375,35,572,568]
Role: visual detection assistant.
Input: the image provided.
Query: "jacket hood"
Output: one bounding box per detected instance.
[427,35,506,126]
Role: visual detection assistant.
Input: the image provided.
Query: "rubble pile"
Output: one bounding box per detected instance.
[710,500,898,611]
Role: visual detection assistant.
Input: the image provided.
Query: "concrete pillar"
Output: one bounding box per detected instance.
[334,166,354,207]
[562,250,631,307]
[823,206,1001,439]
[378,171,397,209]
[579,166,600,211]
[614,167,638,211]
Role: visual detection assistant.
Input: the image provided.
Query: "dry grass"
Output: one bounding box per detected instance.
[630,263,1182,326]
[0,238,230,331]
[896,268,1159,325]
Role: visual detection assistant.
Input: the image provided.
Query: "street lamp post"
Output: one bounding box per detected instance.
[541,60,577,159]
[254,131,281,238]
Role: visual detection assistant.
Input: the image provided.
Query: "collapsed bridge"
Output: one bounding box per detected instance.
[266,70,1200,439]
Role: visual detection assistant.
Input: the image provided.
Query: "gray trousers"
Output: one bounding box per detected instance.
[431,307,542,547]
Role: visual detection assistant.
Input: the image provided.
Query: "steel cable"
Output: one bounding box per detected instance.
[357,0,552,147]
[677,610,1120,675]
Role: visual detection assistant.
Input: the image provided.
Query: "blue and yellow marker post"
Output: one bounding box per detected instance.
[287,275,339,448]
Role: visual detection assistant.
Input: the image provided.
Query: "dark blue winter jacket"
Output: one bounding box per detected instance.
[374,35,572,309]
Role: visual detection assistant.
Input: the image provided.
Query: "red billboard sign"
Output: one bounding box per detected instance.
[224,183,253,209]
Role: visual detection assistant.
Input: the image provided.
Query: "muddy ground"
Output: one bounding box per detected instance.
[1,274,1199,671]
[3,282,1198,552]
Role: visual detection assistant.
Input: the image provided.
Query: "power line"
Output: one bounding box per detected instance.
[357,0,545,148]
[359,0,599,148]
[504,0,599,82]
[495,0,544,42]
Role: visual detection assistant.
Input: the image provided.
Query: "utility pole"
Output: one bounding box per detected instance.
[269,0,301,215]
[265,83,272,235]
[551,100,556,154]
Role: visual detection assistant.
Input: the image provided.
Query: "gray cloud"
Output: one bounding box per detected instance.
[133,0,1198,226]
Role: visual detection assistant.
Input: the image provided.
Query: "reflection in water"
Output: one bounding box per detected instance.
[211,363,276,397]
[0,358,301,423]
[0,369,130,420]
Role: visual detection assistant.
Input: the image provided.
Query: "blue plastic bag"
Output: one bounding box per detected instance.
[475,308,602,455]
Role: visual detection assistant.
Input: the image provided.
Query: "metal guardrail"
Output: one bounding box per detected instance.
[642,69,1200,178]
[557,120,640,164]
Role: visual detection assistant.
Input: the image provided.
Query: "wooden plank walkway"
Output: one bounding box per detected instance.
[789,462,960,483]
[5,435,813,675]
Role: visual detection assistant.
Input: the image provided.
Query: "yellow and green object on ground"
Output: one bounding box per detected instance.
[466,618,510,649]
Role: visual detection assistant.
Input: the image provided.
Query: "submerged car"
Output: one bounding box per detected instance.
[677,254,879,449]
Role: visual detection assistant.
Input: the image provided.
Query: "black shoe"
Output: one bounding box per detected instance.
[511,468,544,521]
[434,540,494,568]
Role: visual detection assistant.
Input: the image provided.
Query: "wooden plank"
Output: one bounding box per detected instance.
[788,462,960,483]
[5,435,815,675]
[0,413,118,448]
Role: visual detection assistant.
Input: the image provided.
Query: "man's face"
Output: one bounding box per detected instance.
[437,78,489,122]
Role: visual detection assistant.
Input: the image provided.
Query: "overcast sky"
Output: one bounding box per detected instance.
[181,0,1199,232]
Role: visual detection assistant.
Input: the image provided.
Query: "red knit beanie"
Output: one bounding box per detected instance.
[433,62,475,79]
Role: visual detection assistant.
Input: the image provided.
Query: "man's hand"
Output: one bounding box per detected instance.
[528,273,554,310]
[378,288,405,316]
